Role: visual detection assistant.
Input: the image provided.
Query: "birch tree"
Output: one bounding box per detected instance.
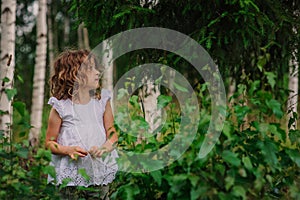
[138,78,161,134]
[287,58,298,130]
[47,0,54,79]
[287,6,299,131]
[101,41,114,94]
[0,0,16,139]
[78,22,90,50]
[29,0,47,146]
[138,0,161,136]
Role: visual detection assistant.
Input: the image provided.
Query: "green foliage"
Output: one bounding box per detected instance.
[72,0,299,98]
[0,100,59,199]
[0,138,60,199]
[110,80,299,200]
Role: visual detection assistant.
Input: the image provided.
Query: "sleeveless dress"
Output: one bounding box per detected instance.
[47,89,118,187]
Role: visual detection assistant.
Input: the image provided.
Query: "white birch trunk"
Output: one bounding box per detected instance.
[29,0,47,146]
[139,78,161,134]
[101,41,114,106]
[78,22,84,49]
[47,0,54,79]
[227,76,236,107]
[78,22,90,50]
[0,0,16,139]
[63,13,70,45]
[83,25,90,50]
[287,9,299,131]
[287,52,298,130]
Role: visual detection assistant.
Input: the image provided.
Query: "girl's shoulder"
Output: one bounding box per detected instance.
[100,89,111,98]
[48,97,70,118]
[48,96,69,106]
[99,89,112,103]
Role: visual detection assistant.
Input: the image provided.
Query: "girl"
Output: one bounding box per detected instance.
[45,49,118,199]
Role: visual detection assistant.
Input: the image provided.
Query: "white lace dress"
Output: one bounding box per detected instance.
[47,89,118,187]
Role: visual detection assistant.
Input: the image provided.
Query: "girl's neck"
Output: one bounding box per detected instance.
[75,88,91,104]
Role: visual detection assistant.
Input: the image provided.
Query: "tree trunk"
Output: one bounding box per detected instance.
[83,25,90,50]
[47,0,54,79]
[287,9,299,132]
[287,54,298,131]
[0,0,16,139]
[77,23,84,49]
[101,41,114,93]
[139,77,161,135]
[29,0,47,147]
[63,10,70,46]
[78,22,90,50]
[227,76,236,106]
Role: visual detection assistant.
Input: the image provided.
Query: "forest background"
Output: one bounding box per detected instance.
[0,0,300,199]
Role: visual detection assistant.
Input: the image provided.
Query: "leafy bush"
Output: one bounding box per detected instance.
[111,81,300,200]
[0,137,59,199]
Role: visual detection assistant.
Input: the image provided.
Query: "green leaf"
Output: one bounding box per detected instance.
[264,71,276,89]
[222,121,234,139]
[17,75,24,83]
[60,178,72,189]
[16,148,28,159]
[242,156,253,170]
[0,130,4,139]
[43,165,56,178]
[117,88,129,100]
[13,101,26,116]
[257,139,278,170]
[232,185,246,200]
[129,95,139,107]
[157,95,172,109]
[173,82,189,92]
[78,168,90,181]
[4,88,17,101]
[191,186,208,200]
[2,77,10,83]
[18,131,26,138]
[150,170,162,186]
[249,80,260,96]
[286,149,300,167]
[113,10,131,20]
[140,159,164,171]
[234,105,251,124]
[189,175,200,187]
[265,99,283,118]
[268,124,284,141]
[222,150,241,167]
[35,148,52,161]
[122,183,140,200]
[132,116,149,130]
[225,176,234,191]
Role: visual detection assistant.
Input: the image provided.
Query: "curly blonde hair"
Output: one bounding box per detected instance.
[50,49,101,100]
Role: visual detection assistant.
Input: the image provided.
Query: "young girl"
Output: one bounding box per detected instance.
[45,49,118,199]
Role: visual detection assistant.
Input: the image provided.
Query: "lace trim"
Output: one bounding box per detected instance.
[52,165,117,187]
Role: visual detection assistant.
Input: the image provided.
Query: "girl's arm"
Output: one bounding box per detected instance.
[45,108,88,159]
[103,101,118,144]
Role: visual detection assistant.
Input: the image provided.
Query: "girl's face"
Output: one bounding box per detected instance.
[85,65,100,90]
[78,56,100,90]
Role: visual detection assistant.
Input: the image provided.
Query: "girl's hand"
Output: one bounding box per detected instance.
[89,146,108,158]
[89,141,114,158]
[67,146,88,160]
